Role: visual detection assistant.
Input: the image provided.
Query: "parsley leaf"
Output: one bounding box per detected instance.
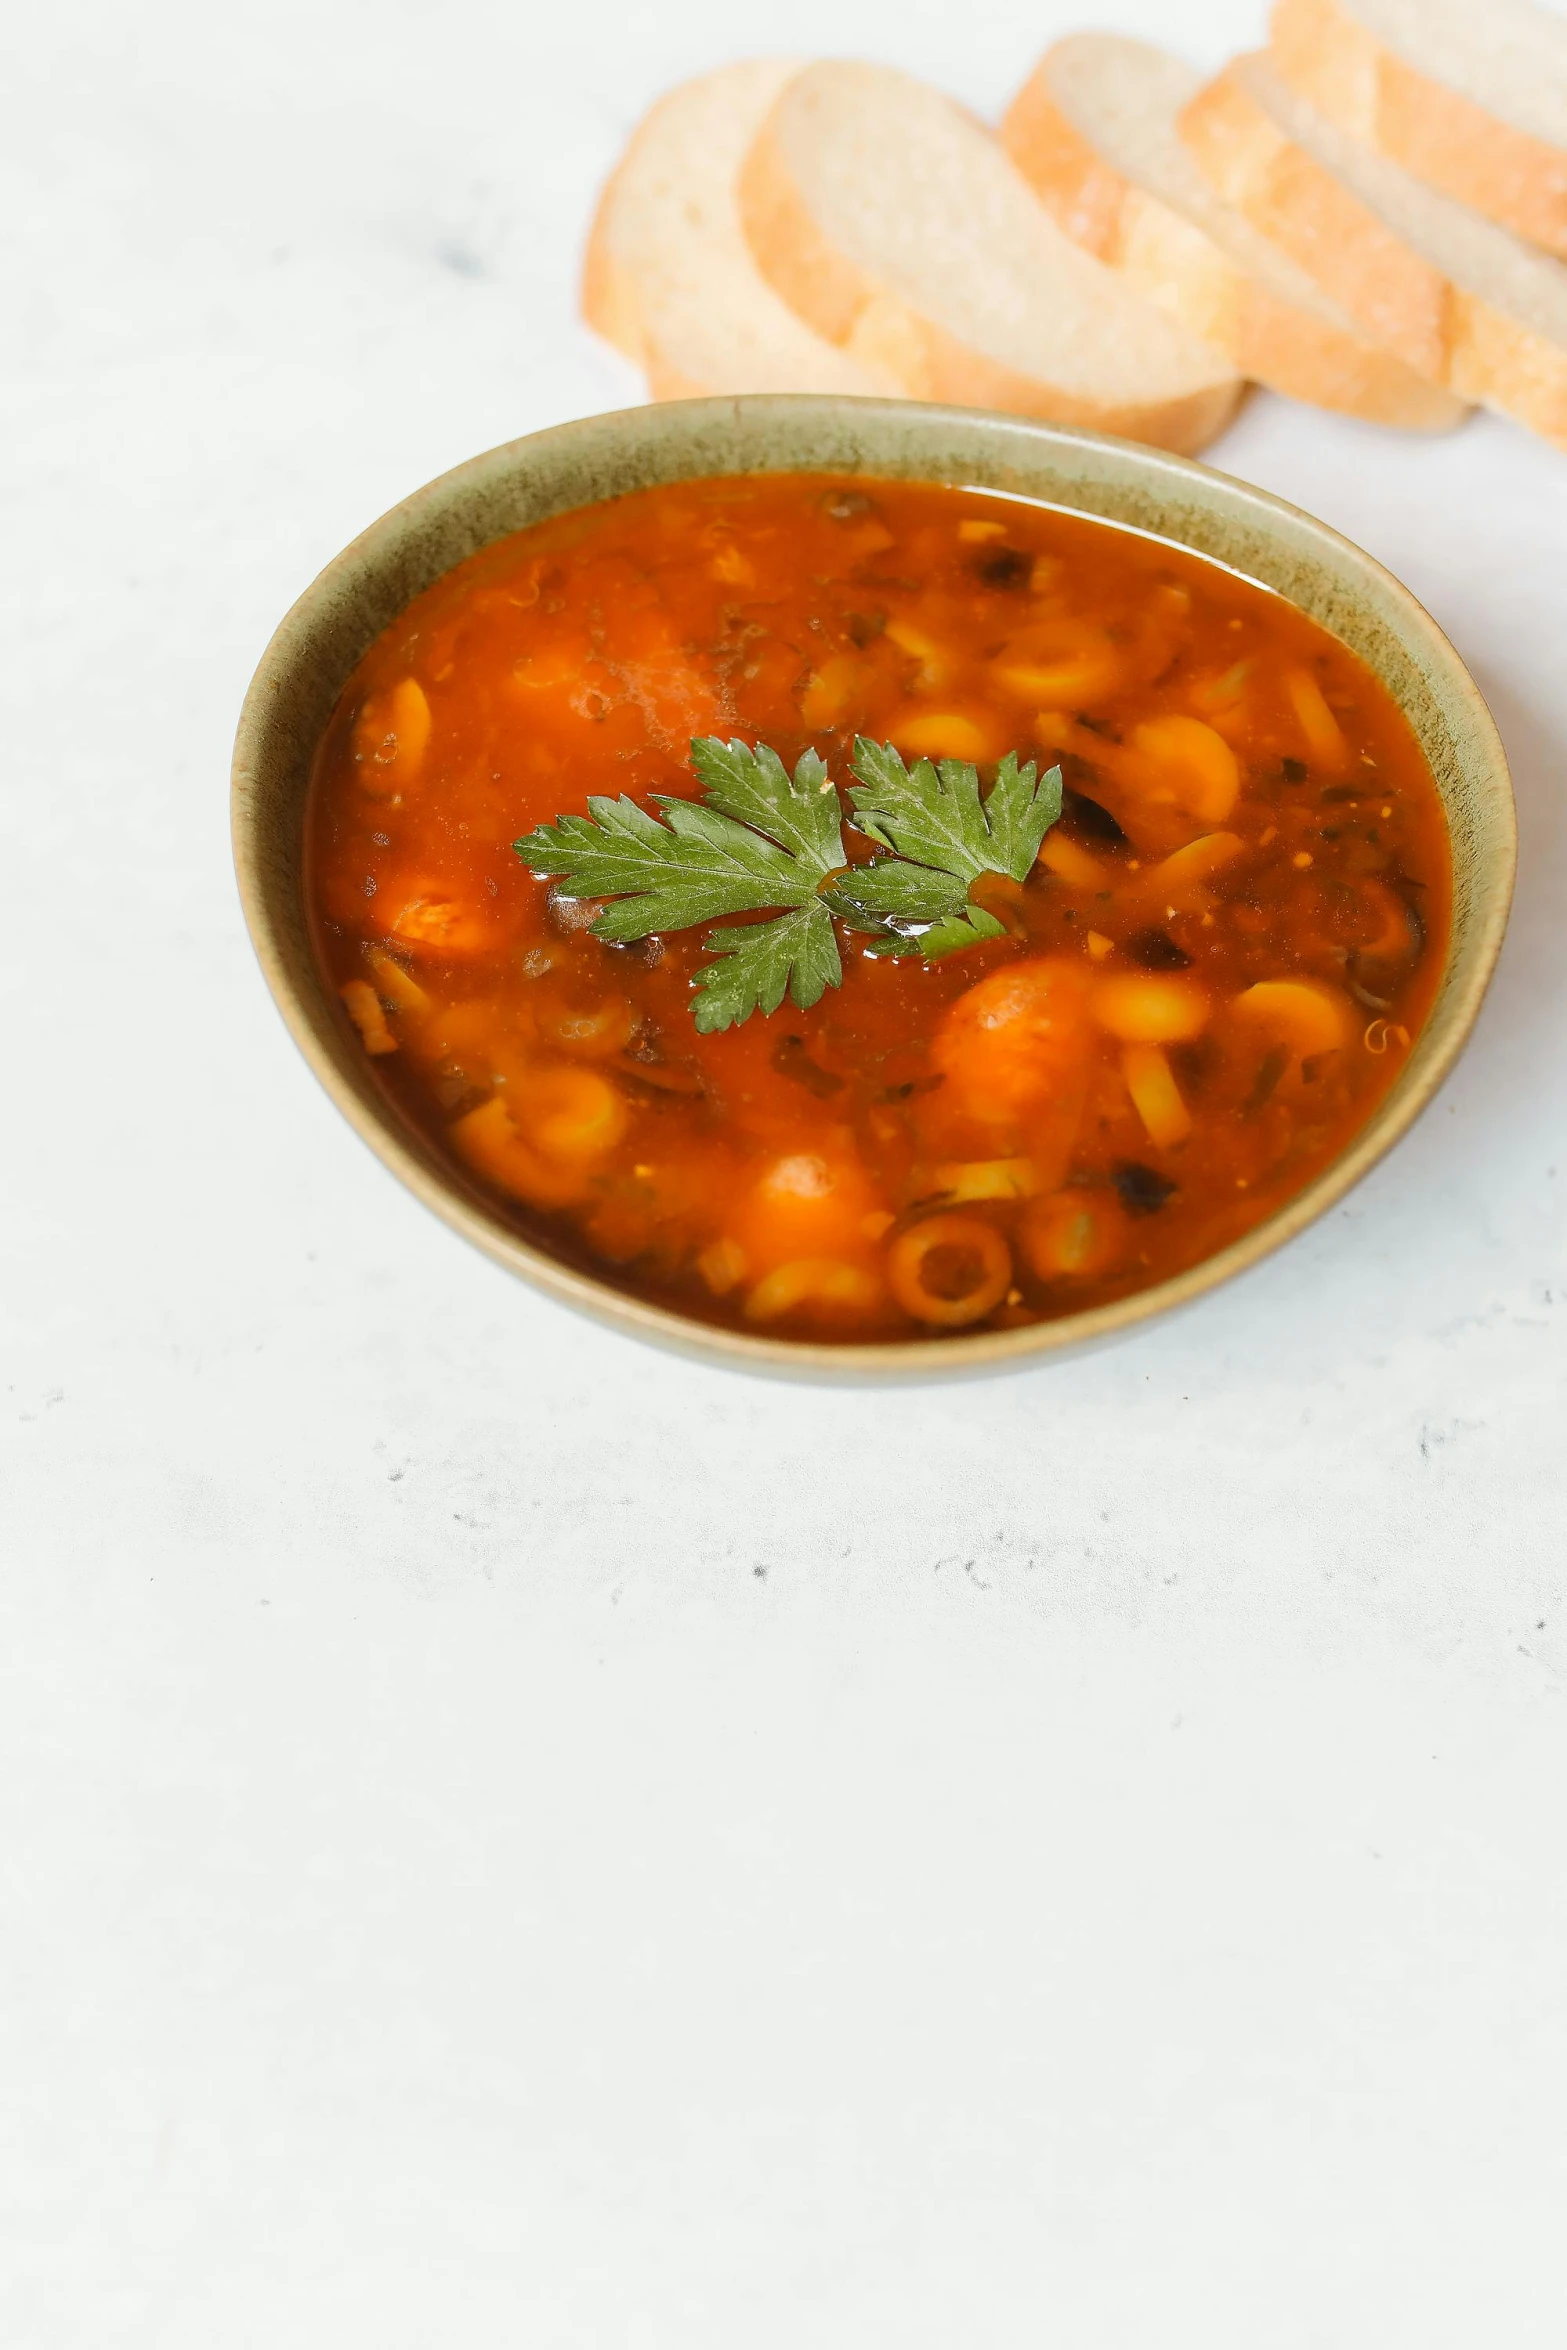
[510,793,791,937]
[692,903,842,1033]
[861,906,1009,960]
[819,853,1008,960]
[825,742,1062,955]
[688,738,844,872]
[822,855,963,927]
[846,741,1063,885]
[514,737,848,1026]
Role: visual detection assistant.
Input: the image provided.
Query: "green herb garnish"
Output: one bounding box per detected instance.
[513,735,1063,1031]
[824,741,1063,959]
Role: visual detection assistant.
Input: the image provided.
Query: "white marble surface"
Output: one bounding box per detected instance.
[4,1,1566,2341]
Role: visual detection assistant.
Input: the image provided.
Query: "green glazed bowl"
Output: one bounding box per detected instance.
[232,397,1515,1377]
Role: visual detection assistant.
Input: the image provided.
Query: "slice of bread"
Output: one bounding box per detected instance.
[1181,55,1567,448]
[1271,0,1567,259]
[1002,34,1464,431]
[736,59,1244,454]
[582,62,892,400]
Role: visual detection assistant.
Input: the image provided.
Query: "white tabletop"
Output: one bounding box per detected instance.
[5,1,1566,2341]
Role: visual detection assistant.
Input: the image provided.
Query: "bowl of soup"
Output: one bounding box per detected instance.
[233,397,1514,1374]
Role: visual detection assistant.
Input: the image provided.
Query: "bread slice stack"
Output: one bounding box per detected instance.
[581,29,1567,457]
[1269,0,1567,257]
[584,59,1243,453]
[1002,33,1464,429]
[1182,49,1567,447]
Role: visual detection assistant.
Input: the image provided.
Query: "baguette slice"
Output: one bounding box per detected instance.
[1003,33,1464,430]
[737,59,1244,454]
[582,62,892,400]
[1181,55,1567,448]
[1271,0,1567,259]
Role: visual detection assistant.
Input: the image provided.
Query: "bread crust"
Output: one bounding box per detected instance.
[1001,65,1128,262]
[738,90,1242,454]
[581,146,648,364]
[1181,58,1567,447]
[1271,0,1567,259]
[1003,57,1463,428]
[736,114,878,350]
[1180,64,1457,382]
[1451,295,1567,446]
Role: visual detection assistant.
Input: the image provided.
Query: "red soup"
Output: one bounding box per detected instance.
[305,473,1450,1343]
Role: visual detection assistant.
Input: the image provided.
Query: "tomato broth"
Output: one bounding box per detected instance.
[305,473,1450,1343]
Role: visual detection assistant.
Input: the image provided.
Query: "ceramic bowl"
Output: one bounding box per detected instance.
[232,397,1515,1376]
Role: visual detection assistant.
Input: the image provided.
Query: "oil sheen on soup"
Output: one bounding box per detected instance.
[305,474,1450,1344]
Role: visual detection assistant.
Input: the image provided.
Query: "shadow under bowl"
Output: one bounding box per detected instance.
[232,396,1516,1379]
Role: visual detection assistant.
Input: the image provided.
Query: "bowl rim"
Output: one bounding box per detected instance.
[232,395,1516,1381]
